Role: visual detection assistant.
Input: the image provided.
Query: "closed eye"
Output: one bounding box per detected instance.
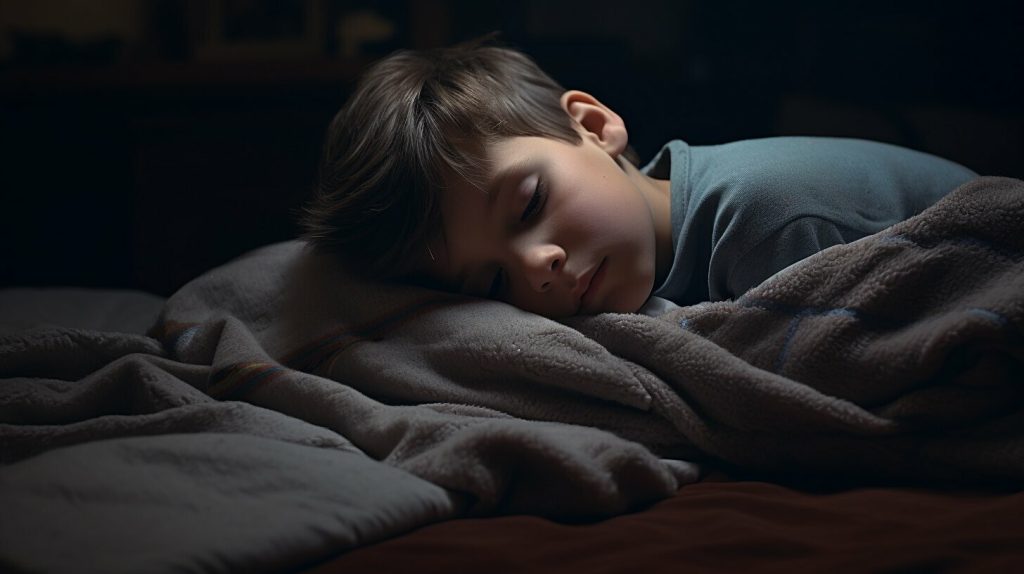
[490,177,544,299]
[520,177,547,221]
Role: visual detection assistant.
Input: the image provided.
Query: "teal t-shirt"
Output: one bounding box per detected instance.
[643,137,978,304]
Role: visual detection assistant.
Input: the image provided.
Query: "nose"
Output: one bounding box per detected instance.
[519,242,566,293]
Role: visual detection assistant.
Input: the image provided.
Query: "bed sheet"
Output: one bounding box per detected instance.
[0,287,165,335]
[314,478,1024,574]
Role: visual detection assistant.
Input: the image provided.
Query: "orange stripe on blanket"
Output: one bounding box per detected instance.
[209,361,285,400]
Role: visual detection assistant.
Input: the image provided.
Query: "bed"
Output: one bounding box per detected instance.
[318,478,1024,573]
[2,176,1022,573]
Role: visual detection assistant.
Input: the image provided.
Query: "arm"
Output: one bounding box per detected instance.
[717,216,853,300]
[691,137,977,303]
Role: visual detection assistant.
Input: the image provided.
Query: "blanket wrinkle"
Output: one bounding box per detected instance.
[0,399,357,465]
[3,176,1023,570]
[642,176,1023,482]
[569,312,899,434]
[0,354,209,426]
[0,433,455,574]
[286,295,469,372]
[156,176,1023,488]
[336,304,655,410]
[0,327,165,380]
[229,364,677,517]
[269,246,655,409]
[387,417,680,517]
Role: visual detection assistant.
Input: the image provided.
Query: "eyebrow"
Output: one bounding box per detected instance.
[452,156,533,294]
[485,157,531,210]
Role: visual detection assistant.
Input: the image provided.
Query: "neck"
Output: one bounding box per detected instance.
[620,157,673,285]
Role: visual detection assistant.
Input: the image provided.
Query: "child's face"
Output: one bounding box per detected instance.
[422,133,666,318]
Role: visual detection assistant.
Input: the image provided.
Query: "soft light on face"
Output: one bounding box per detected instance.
[424,135,661,318]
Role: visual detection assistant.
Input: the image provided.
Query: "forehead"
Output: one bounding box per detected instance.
[446,135,569,195]
[416,137,554,287]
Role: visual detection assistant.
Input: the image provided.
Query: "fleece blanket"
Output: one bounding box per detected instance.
[1,176,1022,572]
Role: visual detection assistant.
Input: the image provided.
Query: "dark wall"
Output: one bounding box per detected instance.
[2,0,1021,295]
[497,0,1024,170]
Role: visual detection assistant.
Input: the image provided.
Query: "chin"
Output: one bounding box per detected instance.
[612,278,655,314]
[600,289,649,314]
[608,299,645,314]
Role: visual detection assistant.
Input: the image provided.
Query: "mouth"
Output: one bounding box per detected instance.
[577,257,608,310]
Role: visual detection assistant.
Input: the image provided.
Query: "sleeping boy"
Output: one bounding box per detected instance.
[301,39,977,318]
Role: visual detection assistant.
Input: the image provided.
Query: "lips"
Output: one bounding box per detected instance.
[577,257,608,310]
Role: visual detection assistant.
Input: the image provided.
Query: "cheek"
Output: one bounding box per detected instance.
[566,185,650,247]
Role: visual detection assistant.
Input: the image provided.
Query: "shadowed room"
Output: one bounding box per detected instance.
[2,2,1024,573]
[2,0,1021,293]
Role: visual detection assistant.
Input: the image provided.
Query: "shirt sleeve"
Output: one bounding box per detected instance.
[669,137,978,306]
[720,216,853,299]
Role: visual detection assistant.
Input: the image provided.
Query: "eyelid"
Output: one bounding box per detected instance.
[484,172,541,299]
[520,176,545,222]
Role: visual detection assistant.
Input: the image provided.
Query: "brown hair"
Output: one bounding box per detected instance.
[300,38,583,278]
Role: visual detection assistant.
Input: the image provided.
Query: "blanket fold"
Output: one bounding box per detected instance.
[569,176,1024,483]
[149,175,1024,489]
[2,176,1022,572]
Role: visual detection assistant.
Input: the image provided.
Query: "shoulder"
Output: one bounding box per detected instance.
[692,137,903,188]
[692,136,974,193]
[715,214,859,300]
[688,136,972,225]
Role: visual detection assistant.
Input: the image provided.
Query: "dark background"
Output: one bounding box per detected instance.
[2,0,1022,296]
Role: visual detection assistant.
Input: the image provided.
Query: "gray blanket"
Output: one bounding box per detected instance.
[2,176,1022,573]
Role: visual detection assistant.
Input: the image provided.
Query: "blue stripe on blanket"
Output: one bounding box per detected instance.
[731,230,1022,374]
[886,233,1022,261]
[735,297,1015,375]
[774,307,859,373]
[967,307,1011,327]
[152,321,200,355]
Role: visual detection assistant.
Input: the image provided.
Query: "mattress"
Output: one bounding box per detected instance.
[0,287,165,335]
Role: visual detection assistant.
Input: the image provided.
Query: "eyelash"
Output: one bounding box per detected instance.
[520,177,547,221]
[489,178,547,298]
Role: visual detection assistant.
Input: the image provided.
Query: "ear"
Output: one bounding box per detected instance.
[560,90,628,157]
